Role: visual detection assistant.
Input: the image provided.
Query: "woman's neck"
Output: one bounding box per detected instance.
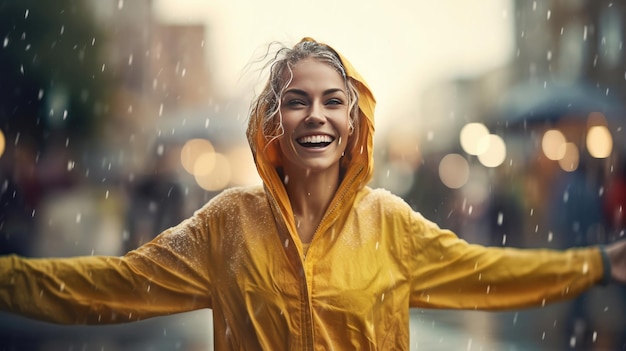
[282,166,341,243]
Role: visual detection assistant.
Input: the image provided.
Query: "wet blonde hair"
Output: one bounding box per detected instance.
[247,39,360,155]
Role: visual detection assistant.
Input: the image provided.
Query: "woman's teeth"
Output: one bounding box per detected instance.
[297,135,334,147]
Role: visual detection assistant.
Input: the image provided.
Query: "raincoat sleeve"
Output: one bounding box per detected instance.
[0,206,213,325]
[406,208,607,311]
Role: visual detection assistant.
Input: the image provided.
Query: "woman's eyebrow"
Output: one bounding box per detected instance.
[283,88,345,96]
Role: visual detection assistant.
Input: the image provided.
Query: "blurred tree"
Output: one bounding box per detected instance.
[0,0,114,147]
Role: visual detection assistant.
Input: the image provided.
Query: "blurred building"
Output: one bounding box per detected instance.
[397,1,626,350]
[408,0,626,239]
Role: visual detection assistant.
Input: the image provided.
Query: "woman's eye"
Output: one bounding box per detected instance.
[286,99,305,106]
[326,98,343,105]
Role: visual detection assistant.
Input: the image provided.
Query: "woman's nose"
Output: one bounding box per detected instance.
[305,103,325,124]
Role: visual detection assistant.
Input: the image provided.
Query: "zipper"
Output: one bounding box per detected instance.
[266,165,364,350]
[301,165,364,350]
[308,166,364,247]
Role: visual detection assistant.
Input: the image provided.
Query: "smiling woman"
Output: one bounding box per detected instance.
[0,37,625,351]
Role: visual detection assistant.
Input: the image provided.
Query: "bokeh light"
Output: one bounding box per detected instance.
[181,138,215,174]
[194,152,217,176]
[195,153,231,191]
[227,146,261,186]
[0,129,5,159]
[476,134,506,168]
[557,142,579,172]
[541,129,567,161]
[460,123,490,155]
[586,125,613,158]
[439,153,470,189]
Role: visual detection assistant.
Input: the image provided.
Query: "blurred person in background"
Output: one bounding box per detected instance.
[1,37,626,350]
[125,139,185,253]
[0,136,40,257]
[605,159,626,235]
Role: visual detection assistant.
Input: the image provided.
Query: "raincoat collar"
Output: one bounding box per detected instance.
[246,37,376,246]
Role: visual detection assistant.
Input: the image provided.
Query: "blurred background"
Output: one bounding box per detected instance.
[1,0,625,350]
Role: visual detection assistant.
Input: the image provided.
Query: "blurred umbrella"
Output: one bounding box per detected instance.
[492,81,625,127]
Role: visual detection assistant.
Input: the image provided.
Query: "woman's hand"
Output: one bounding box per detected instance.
[605,239,626,283]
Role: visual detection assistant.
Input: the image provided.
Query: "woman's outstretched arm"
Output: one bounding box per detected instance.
[0,209,213,325]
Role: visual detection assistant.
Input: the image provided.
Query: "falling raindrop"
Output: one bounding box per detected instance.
[128,54,133,65]
[502,234,507,245]
[118,0,124,9]
[2,37,8,47]
[497,212,504,226]
[24,9,29,18]
[547,231,553,242]
[76,213,82,223]
[60,25,64,35]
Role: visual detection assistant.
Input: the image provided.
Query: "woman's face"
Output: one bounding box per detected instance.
[277,58,351,177]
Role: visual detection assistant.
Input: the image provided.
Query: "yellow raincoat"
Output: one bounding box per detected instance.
[0,38,609,350]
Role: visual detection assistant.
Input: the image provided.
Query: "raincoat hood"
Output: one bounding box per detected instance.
[246,37,376,237]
